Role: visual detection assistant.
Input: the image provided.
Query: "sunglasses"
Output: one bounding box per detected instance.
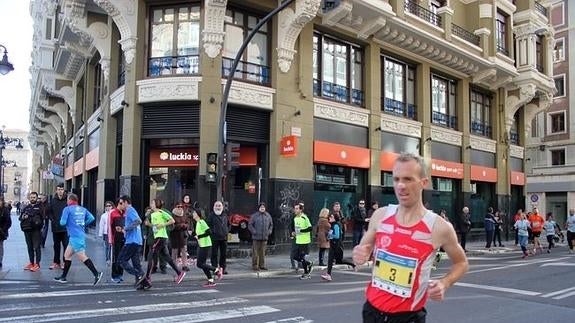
[105,205,113,207]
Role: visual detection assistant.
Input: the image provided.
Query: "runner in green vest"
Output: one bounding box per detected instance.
[292,203,314,279]
[192,209,222,287]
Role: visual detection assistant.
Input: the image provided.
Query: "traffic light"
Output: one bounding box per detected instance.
[206,152,217,183]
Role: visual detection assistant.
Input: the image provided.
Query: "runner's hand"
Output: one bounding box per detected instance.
[352,244,371,266]
[427,279,446,301]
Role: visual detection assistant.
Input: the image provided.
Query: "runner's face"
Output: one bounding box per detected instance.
[392,160,428,208]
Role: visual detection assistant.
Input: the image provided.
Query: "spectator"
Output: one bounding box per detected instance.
[248,202,273,271]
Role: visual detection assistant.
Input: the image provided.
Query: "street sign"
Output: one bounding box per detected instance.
[530,194,539,203]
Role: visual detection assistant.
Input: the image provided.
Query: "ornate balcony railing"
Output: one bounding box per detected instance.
[535,1,547,17]
[405,0,442,28]
[471,121,492,138]
[510,131,519,145]
[148,54,200,77]
[496,44,509,56]
[451,23,480,46]
[382,97,417,120]
[222,57,270,85]
[313,78,364,106]
[432,111,457,129]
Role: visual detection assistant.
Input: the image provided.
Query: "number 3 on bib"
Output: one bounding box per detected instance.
[372,249,417,298]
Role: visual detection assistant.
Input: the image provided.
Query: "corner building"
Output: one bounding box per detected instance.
[29,0,555,243]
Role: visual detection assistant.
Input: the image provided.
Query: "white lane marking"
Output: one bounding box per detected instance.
[540,262,575,267]
[265,317,314,323]
[466,257,570,274]
[0,288,133,299]
[145,289,218,297]
[541,286,575,298]
[553,290,575,300]
[0,298,248,322]
[114,306,281,323]
[454,282,541,296]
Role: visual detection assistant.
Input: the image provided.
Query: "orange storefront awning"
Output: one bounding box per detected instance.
[510,171,525,186]
[314,141,370,169]
[471,165,498,182]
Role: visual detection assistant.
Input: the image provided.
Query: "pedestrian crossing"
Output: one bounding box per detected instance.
[0,282,315,323]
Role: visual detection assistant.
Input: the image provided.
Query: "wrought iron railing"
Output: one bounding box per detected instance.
[405,0,442,28]
[148,54,200,77]
[313,78,364,106]
[222,57,270,85]
[382,97,417,120]
[510,131,519,145]
[432,111,457,129]
[535,1,547,17]
[451,23,480,46]
[471,121,492,138]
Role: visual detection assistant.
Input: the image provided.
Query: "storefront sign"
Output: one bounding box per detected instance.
[280,136,298,157]
[73,159,83,176]
[431,159,464,179]
[150,148,200,167]
[313,141,370,169]
[64,165,73,180]
[380,151,399,171]
[85,149,99,171]
[510,171,525,186]
[470,165,497,183]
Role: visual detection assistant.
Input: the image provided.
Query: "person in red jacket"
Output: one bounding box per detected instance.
[528,207,545,255]
[108,201,125,282]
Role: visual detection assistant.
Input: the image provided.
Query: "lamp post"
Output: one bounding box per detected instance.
[216,0,296,201]
[0,128,24,198]
[0,44,14,75]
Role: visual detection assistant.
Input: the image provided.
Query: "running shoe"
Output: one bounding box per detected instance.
[135,275,146,287]
[94,272,104,286]
[30,264,40,272]
[321,273,332,281]
[175,271,186,284]
[203,280,216,288]
[54,276,67,283]
[49,263,61,270]
[215,267,223,281]
[300,274,311,280]
[23,263,34,271]
[308,261,314,275]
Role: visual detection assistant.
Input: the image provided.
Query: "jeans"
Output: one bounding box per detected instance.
[52,231,69,264]
[112,240,125,278]
[353,227,364,247]
[485,230,494,248]
[459,232,467,251]
[41,219,49,248]
[24,230,42,264]
[518,235,528,255]
[492,228,502,247]
[252,240,267,268]
[118,243,144,278]
[0,240,4,265]
[102,234,111,262]
[210,239,227,270]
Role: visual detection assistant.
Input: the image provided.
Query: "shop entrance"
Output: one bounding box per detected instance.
[149,167,197,210]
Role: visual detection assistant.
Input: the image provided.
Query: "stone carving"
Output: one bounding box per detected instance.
[431,126,462,146]
[93,0,136,64]
[227,82,275,111]
[138,78,200,103]
[202,0,227,58]
[110,87,125,115]
[505,83,536,132]
[382,115,422,138]
[470,135,496,153]
[119,37,137,65]
[277,0,322,73]
[509,145,524,159]
[314,99,369,127]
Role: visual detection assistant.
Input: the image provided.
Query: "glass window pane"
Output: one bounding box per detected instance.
[177,21,199,56]
[190,6,200,20]
[165,8,174,22]
[153,9,163,23]
[151,24,173,57]
[178,7,189,21]
[313,36,319,80]
[234,12,244,25]
[247,32,267,65]
[248,16,257,29]
[223,24,244,58]
[335,55,347,86]
[323,42,335,83]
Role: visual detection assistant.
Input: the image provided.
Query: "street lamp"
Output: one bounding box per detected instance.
[0,44,14,75]
[0,128,24,197]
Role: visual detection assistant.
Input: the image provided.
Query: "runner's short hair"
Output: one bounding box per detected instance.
[394,152,427,178]
[68,193,79,202]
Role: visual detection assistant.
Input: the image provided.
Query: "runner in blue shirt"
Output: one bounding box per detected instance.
[54,193,103,285]
[117,195,145,287]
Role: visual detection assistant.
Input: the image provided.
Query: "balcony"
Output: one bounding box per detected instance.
[222,57,270,86]
[404,0,442,28]
[382,97,417,120]
[451,23,480,46]
[471,121,492,138]
[535,1,547,17]
[510,131,519,145]
[313,79,364,106]
[496,44,509,56]
[432,111,457,129]
[148,55,200,77]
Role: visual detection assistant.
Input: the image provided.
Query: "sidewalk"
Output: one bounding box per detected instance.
[0,210,519,284]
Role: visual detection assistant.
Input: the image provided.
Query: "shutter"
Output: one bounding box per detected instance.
[142,105,200,139]
[226,106,270,143]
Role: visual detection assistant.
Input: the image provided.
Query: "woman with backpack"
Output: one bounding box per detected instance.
[321,212,355,281]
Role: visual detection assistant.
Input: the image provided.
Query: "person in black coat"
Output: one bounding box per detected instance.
[0,196,13,268]
[207,201,229,274]
[47,184,69,269]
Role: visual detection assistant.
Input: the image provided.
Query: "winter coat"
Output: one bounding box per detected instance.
[316,216,331,249]
[207,211,229,241]
[484,213,496,231]
[48,194,68,233]
[248,211,273,240]
[0,205,11,240]
[19,203,43,232]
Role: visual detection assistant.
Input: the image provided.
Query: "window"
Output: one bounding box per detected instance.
[92,62,103,111]
[118,48,125,87]
[148,5,200,76]
[470,89,492,137]
[509,118,519,145]
[496,10,508,55]
[531,112,543,138]
[432,177,453,192]
[45,18,52,40]
[381,172,393,187]
[431,74,457,129]
[382,56,417,119]
[549,112,565,134]
[554,75,565,97]
[536,36,543,73]
[551,149,565,166]
[554,38,565,62]
[313,33,364,106]
[222,8,270,85]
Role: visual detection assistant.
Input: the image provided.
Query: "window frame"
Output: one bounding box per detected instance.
[470,88,492,138]
[431,73,457,129]
[496,10,509,56]
[381,55,417,119]
[550,148,566,166]
[313,31,364,107]
[547,110,566,135]
[554,37,565,62]
[554,74,566,98]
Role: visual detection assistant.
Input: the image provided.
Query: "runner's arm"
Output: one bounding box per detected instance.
[436,219,468,289]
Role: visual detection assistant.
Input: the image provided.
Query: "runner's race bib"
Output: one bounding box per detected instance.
[372,249,418,298]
